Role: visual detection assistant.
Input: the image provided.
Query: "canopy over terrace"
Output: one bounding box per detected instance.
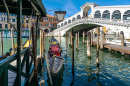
[0,0,46,16]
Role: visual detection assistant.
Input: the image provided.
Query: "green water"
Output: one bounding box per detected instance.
[1,37,130,86]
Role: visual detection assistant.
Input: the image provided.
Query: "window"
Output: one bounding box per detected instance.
[10,25,13,28]
[52,18,55,21]
[26,20,28,23]
[51,24,54,27]
[12,14,15,16]
[0,17,3,21]
[22,20,24,23]
[5,24,8,28]
[0,13,3,15]
[4,18,7,21]
[4,13,7,16]
[12,19,15,22]
[45,23,48,26]
[40,23,42,26]
[0,24,2,28]
[45,17,48,20]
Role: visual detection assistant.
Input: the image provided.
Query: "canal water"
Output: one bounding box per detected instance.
[1,37,130,86]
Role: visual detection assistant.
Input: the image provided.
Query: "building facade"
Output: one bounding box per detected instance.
[32,14,59,34]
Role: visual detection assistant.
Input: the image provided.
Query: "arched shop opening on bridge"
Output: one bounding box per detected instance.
[72,17,76,21]
[77,15,81,19]
[61,23,63,26]
[112,10,121,19]
[94,10,101,18]
[64,21,67,25]
[68,19,71,23]
[123,10,130,20]
[102,10,110,19]
[83,6,91,18]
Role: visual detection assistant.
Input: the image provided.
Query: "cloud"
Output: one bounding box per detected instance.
[63,0,79,15]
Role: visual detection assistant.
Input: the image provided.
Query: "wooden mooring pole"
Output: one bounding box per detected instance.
[100,31,105,49]
[76,33,78,50]
[1,31,3,56]
[77,31,79,50]
[120,31,124,46]
[11,29,15,54]
[40,30,42,58]
[69,32,71,46]
[87,31,91,58]
[31,26,38,86]
[72,29,74,78]
[71,31,73,47]
[93,32,95,41]
[43,32,45,57]
[91,32,93,46]
[97,27,99,67]
[83,31,85,44]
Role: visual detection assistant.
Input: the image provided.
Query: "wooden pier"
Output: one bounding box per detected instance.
[92,41,130,55]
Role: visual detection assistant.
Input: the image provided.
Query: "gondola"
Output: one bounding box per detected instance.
[47,36,64,85]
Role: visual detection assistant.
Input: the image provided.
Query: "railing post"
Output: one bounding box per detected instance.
[1,31,3,56]
[17,0,22,85]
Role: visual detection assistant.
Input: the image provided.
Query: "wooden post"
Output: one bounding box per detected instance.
[72,29,74,78]
[100,31,105,49]
[83,31,85,44]
[31,26,38,86]
[91,32,93,46]
[87,31,91,58]
[78,31,79,50]
[41,31,44,59]
[1,31,3,56]
[93,32,95,41]
[40,30,42,57]
[44,32,45,51]
[59,32,61,45]
[76,33,78,49]
[71,31,72,47]
[11,29,15,55]
[120,31,124,46]
[69,33,71,46]
[97,27,99,67]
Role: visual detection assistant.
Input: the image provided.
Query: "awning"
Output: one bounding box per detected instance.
[0,0,46,16]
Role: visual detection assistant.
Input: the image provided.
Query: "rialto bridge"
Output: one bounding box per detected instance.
[49,3,130,39]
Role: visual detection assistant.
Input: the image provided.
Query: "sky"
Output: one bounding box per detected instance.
[42,0,130,18]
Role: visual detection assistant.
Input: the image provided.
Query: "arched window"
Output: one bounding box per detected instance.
[123,10,130,20]
[77,15,81,19]
[64,21,67,25]
[61,23,63,26]
[112,10,121,19]
[94,10,101,18]
[102,10,110,19]
[72,17,75,21]
[68,20,71,23]
[58,25,60,28]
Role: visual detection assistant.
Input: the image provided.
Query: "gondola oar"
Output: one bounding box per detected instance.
[45,54,53,85]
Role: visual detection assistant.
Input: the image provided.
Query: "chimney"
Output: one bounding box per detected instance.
[54,14,55,17]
